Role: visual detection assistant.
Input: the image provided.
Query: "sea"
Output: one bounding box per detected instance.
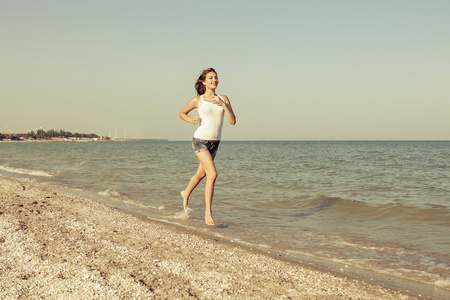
[1,140,449,298]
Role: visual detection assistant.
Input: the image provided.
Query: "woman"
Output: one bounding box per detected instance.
[179,68,236,225]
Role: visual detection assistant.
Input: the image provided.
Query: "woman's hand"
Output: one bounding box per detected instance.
[191,115,200,125]
[204,95,223,106]
[202,94,236,125]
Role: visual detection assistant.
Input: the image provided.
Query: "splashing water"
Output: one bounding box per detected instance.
[172,207,193,220]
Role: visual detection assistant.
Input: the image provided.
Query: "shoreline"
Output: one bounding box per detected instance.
[0,176,426,299]
[0,139,138,143]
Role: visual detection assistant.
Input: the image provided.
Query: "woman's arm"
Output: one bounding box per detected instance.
[204,94,236,125]
[218,95,236,125]
[179,96,200,125]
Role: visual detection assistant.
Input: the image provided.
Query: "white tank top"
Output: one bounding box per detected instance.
[193,95,225,141]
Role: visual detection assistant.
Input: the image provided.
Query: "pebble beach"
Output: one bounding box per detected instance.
[0,176,422,299]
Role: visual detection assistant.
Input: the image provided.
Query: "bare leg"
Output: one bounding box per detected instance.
[181,164,206,210]
[195,151,217,225]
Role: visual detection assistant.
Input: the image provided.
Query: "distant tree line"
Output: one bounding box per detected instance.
[30,129,100,140]
[1,129,104,140]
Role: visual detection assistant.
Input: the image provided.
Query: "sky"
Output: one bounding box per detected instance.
[1,0,449,140]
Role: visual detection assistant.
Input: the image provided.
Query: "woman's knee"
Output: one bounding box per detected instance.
[206,170,218,181]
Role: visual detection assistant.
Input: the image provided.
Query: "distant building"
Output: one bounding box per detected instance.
[3,133,30,137]
[2,133,30,140]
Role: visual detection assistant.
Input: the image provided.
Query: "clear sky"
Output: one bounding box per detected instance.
[2,0,449,140]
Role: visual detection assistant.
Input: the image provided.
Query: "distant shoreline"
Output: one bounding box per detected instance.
[0,139,137,143]
[0,139,169,143]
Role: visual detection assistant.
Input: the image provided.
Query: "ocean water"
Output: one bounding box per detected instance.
[1,140,449,295]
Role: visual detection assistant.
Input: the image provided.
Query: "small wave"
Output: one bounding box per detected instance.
[98,187,122,198]
[289,195,344,218]
[294,195,450,227]
[309,194,345,208]
[338,201,450,227]
[0,165,54,177]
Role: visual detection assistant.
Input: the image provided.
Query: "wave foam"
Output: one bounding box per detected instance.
[0,165,54,177]
[435,279,450,289]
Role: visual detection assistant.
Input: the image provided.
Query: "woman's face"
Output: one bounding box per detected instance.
[203,72,219,90]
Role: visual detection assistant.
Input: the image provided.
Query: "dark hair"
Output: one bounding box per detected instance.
[194,68,217,95]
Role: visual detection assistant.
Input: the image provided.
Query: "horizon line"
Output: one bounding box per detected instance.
[153,139,450,142]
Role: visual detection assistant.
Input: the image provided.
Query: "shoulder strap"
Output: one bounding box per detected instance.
[198,95,203,109]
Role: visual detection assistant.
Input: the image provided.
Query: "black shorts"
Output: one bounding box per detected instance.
[192,138,220,157]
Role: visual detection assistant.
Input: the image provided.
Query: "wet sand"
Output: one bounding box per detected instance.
[0,176,421,299]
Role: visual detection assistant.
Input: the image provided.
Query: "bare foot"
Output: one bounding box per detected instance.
[205,215,215,226]
[180,190,189,210]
